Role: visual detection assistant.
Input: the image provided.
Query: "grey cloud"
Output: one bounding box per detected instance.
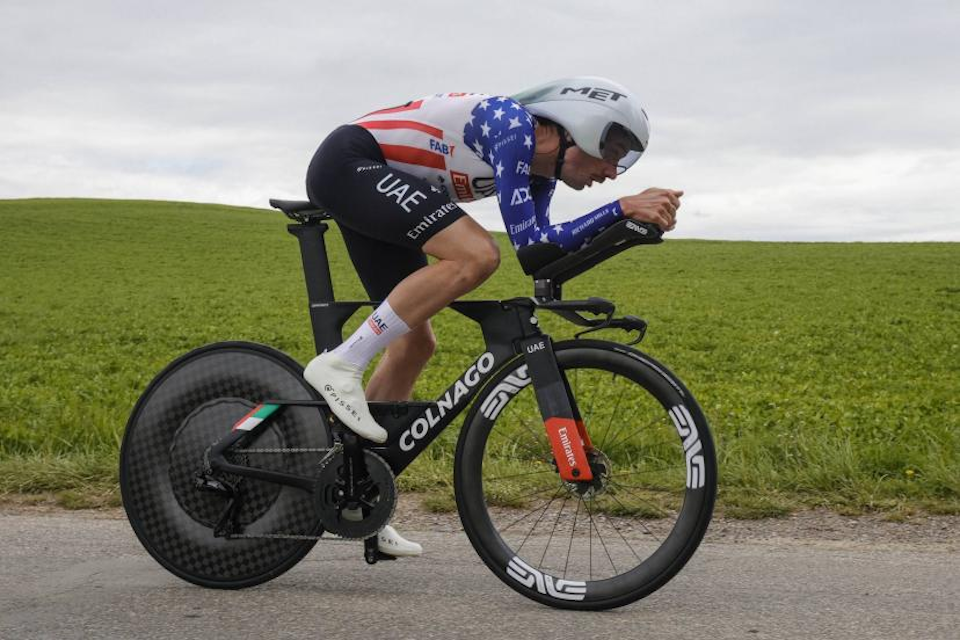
[1,0,958,240]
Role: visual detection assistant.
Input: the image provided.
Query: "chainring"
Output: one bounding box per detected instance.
[315,449,396,539]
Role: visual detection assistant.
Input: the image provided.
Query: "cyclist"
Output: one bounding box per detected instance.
[302,76,682,556]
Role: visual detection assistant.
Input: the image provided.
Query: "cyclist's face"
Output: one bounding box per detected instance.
[561,146,619,190]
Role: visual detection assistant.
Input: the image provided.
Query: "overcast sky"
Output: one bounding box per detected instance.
[2,0,958,240]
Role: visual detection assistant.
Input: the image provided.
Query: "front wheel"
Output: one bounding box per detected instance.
[455,340,716,610]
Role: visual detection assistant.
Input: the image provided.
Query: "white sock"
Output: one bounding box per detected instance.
[331,300,411,370]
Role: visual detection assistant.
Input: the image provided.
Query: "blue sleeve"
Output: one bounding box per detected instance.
[464,96,624,252]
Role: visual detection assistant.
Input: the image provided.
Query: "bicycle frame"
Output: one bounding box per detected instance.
[207,219,601,491]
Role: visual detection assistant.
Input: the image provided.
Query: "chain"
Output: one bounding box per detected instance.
[240,448,331,454]
[224,442,345,542]
[229,532,323,541]
[229,528,380,542]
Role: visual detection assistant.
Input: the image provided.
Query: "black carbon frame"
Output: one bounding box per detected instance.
[208,298,582,486]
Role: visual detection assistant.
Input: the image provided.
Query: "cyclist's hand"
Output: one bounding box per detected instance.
[618,188,683,232]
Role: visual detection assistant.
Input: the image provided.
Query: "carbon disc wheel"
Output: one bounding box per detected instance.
[455,340,716,610]
[120,341,331,589]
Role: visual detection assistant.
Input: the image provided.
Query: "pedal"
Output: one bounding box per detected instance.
[363,536,398,564]
[364,536,379,564]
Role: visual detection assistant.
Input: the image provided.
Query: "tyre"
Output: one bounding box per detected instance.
[455,339,716,610]
[120,341,330,589]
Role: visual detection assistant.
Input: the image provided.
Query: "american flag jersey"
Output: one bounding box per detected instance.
[353,93,624,252]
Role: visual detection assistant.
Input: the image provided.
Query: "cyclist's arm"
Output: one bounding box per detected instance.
[484,99,625,252]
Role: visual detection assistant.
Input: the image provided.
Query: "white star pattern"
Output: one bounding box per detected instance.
[459,94,622,254]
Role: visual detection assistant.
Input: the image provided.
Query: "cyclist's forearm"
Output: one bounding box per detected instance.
[542,200,623,252]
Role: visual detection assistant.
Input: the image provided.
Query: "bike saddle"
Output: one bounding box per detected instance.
[269,198,332,222]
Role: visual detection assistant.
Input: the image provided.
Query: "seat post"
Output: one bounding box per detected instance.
[287,222,345,353]
[287,222,336,302]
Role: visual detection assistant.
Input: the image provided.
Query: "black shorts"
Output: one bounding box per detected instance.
[306,124,467,301]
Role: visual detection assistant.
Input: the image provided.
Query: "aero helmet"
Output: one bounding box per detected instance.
[513,76,650,175]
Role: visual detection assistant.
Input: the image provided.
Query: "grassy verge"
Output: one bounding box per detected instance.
[1,198,958,518]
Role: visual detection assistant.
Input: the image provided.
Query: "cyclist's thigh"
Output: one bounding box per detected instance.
[421,214,499,263]
[338,225,427,301]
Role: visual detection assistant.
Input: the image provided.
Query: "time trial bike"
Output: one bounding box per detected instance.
[119,198,717,611]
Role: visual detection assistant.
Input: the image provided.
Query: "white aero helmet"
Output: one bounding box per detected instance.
[512,76,650,175]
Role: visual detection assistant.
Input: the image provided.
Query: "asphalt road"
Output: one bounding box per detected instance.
[1,511,957,640]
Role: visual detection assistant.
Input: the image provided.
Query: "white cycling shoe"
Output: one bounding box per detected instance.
[303,351,388,443]
[376,525,423,557]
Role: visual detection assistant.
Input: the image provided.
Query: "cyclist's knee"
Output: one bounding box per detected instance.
[459,239,500,287]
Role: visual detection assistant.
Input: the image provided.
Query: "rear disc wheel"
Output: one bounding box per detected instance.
[120,341,330,589]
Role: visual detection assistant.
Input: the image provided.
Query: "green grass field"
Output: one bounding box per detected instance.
[1,198,957,517]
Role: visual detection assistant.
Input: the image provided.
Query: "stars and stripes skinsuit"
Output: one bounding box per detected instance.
[305,92,625,300]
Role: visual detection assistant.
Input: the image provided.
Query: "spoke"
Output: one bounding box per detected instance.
[602,412,663,453]
[580,373,599,431]
[589,496,592,581]
[563,497,581,580]
[516,486,566,554]
[596,373,625,449]
[517,415,547,449]
[496,485,563,532]
[492,487,568,533]
[609,463,686,479]
[604,491,662,548]
[490,420,549,462]
[538,494,569,570]
[585,499,618,576]
[606,483,671,541]
[484,469,556,483]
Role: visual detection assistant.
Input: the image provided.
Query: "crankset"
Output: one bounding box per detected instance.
[314,447,397,540]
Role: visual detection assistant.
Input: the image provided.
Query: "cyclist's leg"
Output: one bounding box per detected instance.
[304,125,498,442]
[333,224,436,401]
[307,124,498,373]
[340,217,500,400]
[366,322,436,402]
[384,215,500,326]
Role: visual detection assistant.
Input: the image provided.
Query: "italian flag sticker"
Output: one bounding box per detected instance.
[232,403,280,431]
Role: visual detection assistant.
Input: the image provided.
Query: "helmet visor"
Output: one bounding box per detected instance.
[600,122,645,174]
